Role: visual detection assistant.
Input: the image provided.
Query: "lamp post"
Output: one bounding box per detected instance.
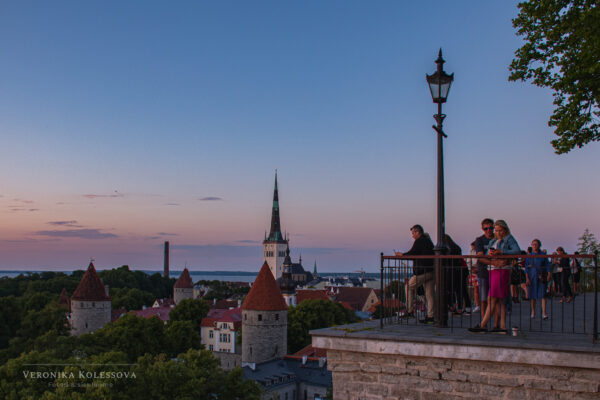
[426,49,453,327]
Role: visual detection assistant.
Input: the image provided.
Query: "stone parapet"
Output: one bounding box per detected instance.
[312,321,600,399]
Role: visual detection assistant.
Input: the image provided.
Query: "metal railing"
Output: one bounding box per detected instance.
[379,252,599,342]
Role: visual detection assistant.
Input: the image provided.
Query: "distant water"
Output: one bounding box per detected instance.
[0,270,378,283]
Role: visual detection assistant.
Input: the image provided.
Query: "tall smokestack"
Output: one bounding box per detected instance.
[164,241,170,278]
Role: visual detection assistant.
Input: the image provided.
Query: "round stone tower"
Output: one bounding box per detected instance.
[70,262,111,336]
[242,261,288,365]
[173,267,194,305]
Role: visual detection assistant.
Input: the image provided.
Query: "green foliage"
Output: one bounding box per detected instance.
[85,314,167,362]
[0,296,22,348]
[165,320,202,355]
[99,266,174,299]
[110,288,155,311]
[287,300,359,354]
[17,303,69,341]
[198,280,249,301]
[578,228,599,266]
[0,349,260,400]
[168,298,210,330]
[509,0,600,153]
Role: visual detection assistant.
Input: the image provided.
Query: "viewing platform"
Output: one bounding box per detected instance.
[311,253,600,399]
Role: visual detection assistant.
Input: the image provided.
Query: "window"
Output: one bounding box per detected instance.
[244,313,247,320]
[209,344,214,351]
[285,393,288,400]
[209,330,213,339]
[258,314,262,321]
[92,302,95,307]
[279,251,285,257]
[275,313,279,320]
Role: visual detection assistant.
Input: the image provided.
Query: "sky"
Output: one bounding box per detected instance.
[0,1,598,272]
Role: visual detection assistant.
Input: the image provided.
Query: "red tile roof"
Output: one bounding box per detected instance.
[71,263,111,301]
[290,344,328,359]
[174,268,194,289]
[130,305,172,322]
[367,299,403,314]
[296,289,330,304]
[241,262,287,311]
[211,299,239,309]
[333,287,375,311]
[201,307,242,330]
[58,288,70,306]
[111,307,126,322]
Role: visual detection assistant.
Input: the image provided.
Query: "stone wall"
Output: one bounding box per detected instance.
[212,351,242,371]
[327,350,600,400]
[70,300,111,336]
[173,287,193,305]
[242,309,287,364]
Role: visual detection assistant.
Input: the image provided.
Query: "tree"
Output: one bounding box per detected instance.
[168,298,210,330]
[287,300,358,354]
[509,0,600,153]
[165,320,202,356]
[577,228,599,267]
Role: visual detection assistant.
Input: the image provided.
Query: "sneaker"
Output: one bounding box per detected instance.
[490,326,501,333]
[419,317,434,324]
[530,313,535,319]
[472,306,480,313]
[496,329,508,335]
[403,312,415,319]
[468,324,488,333]
[543,314,548,320]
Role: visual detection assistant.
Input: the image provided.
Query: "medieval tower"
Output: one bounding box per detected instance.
[241,262,288,366]
[279,246,297,307]
[70,262,111,336]
[173,267,194,305]
[263,171,288,280]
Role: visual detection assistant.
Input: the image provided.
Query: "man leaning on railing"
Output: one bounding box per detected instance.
[395,224,435,324]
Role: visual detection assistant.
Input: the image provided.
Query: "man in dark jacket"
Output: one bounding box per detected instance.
[396,224,435,323]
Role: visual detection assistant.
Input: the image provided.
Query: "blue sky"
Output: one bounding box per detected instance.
[0,1,598,271]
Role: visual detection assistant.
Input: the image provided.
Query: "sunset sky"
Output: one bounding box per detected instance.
[1,1,598,272]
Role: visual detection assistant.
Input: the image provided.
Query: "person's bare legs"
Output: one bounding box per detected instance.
[541,297,547,317]
[530,299,536,317]
[499,303,507,329]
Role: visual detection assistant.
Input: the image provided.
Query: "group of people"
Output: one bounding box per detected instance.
[396,219,581,334]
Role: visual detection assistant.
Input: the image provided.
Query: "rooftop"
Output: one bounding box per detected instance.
[173,267,193,289]
[71,262,111,301]
[242,262,287,311]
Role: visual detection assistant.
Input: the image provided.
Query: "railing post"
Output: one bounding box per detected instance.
[435,253,447,327]
[594,251,598,342]
[380,252,384,329]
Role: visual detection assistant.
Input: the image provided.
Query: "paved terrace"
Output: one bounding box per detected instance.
[311,293,600,399]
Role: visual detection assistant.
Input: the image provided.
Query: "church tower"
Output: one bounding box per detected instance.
[262,171,288,280]
[242,262,288,366]
[70,262,111,336]
[279,246,297,307]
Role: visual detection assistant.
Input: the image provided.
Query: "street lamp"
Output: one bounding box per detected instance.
[426,49,453,327]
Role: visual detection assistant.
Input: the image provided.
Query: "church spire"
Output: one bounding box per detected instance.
[267,170,285,242]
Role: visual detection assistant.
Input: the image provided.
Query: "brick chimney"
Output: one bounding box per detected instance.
[164,241,169,278]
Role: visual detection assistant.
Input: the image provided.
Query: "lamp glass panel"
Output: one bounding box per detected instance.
[428,82,440,101]
[440,82,451,100]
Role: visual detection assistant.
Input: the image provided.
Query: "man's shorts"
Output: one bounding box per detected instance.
[478,276,489,302]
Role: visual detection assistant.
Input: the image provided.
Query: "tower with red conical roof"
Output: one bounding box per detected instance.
[174,267,194,305]
[241,262,288,366]
[70,262,111,336]
[262,171,289,280]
